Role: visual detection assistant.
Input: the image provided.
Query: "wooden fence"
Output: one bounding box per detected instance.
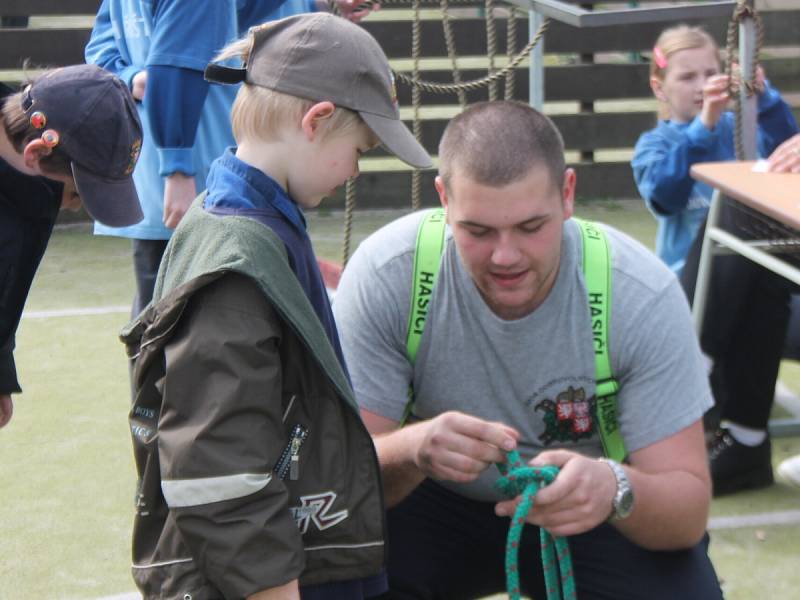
[2,0,798,214]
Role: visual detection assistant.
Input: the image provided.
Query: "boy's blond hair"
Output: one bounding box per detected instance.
[651,25,720,119]
[1,80,72,177]
[215,38,364,143]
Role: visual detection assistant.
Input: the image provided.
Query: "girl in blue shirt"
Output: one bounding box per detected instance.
[632,24,799,497]
[631,25,797,274]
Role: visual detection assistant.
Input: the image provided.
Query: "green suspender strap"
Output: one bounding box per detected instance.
[401,208,447,426]
[402,212,625,462]
[575,218,626,463]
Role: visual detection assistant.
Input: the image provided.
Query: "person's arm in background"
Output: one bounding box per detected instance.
[236,0,375,34]
[754,72,799,156]
[144,0,226,229]
[631,74,729,217]
[85,0,141,89]
[767,133,800,173]
[632,124,718,216]
[147,0,309,228]
[315,0,377,21]
[0,175,61,428]
[143,64,207,228]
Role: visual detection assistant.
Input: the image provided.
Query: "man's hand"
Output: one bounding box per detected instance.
[412,411,519,483]
[322,0,378,22]
[0,394,13,428]
[753,65,766,95]
[767,133,800,174]
[132,70,147,101]
[494,449,617,537]
[163,172,196,229]
[700,74,730,130]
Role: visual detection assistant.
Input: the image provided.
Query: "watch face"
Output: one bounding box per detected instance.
[617,488,634,518]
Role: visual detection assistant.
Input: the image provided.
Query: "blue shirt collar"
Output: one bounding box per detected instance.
[204,147,306,231]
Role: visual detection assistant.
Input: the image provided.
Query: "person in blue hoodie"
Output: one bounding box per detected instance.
[85,0,244,318]
[84,0,371,320]
[631,25,799,496]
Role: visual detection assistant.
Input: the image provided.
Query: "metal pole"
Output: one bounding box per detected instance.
[528,9,544,110]
[739,0,757,160]
[693,189,724,333]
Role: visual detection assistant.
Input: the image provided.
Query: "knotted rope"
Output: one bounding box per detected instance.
[495,451,577,600]
[725,0,763,159]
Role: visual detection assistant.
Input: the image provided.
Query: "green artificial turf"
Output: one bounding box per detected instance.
[2,204,799,599]
[1,314,136,599]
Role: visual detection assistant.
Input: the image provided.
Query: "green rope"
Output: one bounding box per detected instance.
[495,451,577,600]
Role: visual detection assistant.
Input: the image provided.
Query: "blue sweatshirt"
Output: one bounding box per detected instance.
[631,83,798,274]
[85,0,280,240]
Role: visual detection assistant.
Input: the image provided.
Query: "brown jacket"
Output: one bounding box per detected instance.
[121,205,385,599]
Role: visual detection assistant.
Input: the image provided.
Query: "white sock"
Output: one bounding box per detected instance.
[723,421,767,447]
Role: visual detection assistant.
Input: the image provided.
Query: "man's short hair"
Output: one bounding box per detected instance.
[438,100,566,193]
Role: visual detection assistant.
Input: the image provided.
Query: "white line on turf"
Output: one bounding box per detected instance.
[708,509,800,530]
[22,306,130,319]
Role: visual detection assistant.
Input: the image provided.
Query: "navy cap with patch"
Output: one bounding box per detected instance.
[21,64,144,227]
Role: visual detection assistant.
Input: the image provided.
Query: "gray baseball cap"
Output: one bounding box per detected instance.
[20,64,144,227]
[205,13,432,169]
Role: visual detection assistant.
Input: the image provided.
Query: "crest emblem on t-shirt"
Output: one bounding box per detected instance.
[534,385,596,445]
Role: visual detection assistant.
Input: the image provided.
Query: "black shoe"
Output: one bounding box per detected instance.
[708,428,774,496]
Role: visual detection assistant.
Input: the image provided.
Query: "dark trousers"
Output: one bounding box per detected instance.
[375,480,722,600]
[783,295,800,361]
[681,203,793,430]
[131,238,169,317]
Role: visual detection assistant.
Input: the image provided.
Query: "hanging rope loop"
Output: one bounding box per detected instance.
[326,0,549,95]
[495,451,577,600]
[394,17,549,94]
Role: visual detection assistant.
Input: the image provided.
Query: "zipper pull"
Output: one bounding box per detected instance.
[289,436,302,480]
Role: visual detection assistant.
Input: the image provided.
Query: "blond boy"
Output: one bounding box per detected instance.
[122,14,430,600]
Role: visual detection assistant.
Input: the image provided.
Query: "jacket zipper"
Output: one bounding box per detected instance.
[273,424,309,481]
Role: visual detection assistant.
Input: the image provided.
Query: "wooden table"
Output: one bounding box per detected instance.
[691,161,800,436]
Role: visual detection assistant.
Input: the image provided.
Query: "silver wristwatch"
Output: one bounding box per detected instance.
[598,458,634,521]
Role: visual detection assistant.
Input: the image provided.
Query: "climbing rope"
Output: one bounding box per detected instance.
[505,6,518,100]
[394,18,548,94]
[486,0,499,100]
[327,0,549,94]
[495,451,577,600]
[725,0,763,159]
[342,178,356,265]
[440,0,467,108]
[411,0,423,210]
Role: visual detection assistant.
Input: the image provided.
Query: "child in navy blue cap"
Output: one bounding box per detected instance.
[0,63,144,428]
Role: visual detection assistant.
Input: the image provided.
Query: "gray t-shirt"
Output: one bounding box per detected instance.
[333,210,712,502]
